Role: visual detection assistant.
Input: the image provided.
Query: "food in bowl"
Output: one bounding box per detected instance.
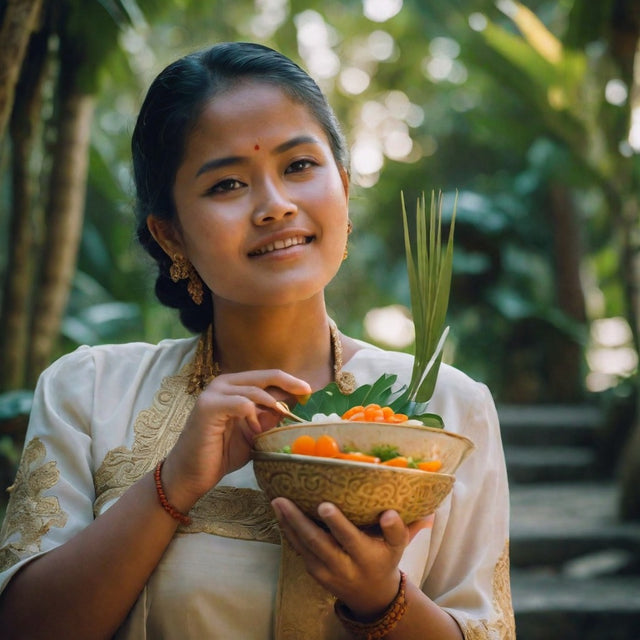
[286,433,444,472]
[252,417,474,526]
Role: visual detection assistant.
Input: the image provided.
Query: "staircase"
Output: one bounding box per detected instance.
[499,404,640,640]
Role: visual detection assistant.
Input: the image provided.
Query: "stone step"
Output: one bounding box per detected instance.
[511,570,640,640]
[505,445,602,484]
[498,404,603,447]
[510,482,640,567]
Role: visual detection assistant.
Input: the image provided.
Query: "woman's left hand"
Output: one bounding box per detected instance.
[271,497,433,620]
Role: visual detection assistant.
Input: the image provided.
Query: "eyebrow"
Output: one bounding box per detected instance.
[273,135,320,155]
[195,135,321,177]
[196,155,245,177]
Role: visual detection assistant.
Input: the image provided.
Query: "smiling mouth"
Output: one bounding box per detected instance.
[249,236,313,257]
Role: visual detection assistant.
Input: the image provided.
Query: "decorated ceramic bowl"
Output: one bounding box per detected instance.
[252,421,474,526]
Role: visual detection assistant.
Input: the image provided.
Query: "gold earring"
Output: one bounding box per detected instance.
[170,253,204,305]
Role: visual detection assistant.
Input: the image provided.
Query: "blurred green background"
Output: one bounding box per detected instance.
[1,0,639,516]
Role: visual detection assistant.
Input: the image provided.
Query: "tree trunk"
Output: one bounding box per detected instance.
[547,184,587,401]
[0,0,43,144]
[26,70,95,383]
[0,28,50,390]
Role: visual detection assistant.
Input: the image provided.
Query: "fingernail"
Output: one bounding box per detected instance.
[317,502,334,518]
[271,499,283,520]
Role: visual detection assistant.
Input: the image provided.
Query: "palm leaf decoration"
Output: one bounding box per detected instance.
[399,190,456,406]
[291,190,456,426]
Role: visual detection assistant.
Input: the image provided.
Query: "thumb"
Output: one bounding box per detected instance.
[379,510,409,550]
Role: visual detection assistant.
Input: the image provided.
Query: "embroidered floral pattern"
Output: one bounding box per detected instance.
[0,438,67,571]
[93,365,197,515]
[461,540,515,639]
[93,364,279,544]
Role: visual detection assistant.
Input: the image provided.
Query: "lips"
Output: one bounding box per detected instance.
[248,235,312,256]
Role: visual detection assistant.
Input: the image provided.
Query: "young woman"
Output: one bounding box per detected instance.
[0,42,514,639]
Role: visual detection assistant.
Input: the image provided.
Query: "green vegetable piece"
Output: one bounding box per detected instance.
[369,444,401,462]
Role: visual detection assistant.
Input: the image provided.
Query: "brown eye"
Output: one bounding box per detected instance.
[208,178,244,194]
[285,159,315,174]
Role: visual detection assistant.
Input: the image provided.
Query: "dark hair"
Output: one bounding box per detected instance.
[132,42,349,332]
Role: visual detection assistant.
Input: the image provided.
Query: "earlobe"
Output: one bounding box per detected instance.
[147,215,184,257]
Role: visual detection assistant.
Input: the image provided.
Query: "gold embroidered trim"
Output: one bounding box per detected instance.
[93,363,196,515]
[461,539,515,640]
[93,361,279,544]
[0,438,67,571]
[187,486,280,544]
[275,537,341,639]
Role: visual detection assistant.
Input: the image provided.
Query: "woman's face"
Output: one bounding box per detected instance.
[154,81,349,311]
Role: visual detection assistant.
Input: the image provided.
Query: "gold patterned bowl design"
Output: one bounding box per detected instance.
[252,421,474,526]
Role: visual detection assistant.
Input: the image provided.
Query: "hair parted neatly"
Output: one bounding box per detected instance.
[132,41,349,332]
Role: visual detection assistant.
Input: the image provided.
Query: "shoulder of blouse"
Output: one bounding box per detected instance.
[37,337,200,382]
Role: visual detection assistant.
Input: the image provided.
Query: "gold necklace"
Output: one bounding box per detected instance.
[188,320,356,395]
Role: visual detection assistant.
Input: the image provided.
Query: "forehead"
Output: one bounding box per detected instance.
[188,81,326,145]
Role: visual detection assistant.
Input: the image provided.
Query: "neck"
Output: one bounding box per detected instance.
[211,297,334,390]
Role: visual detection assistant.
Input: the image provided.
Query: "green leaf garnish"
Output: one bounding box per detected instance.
[369,444,401,461]
[293,374,399,421]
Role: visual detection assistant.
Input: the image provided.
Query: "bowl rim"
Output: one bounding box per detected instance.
[253,420,475,451]
[251,450,456,479]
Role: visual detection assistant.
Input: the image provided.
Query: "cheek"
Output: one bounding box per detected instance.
[179,226,232,282]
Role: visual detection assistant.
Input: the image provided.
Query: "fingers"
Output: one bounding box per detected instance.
[315,502,365,558]
[316,504,409,562]
[209,369,312,402]
[275,500,412,570]
[197,370,311,433]
[173,369,311,487]
[271,498,344,575]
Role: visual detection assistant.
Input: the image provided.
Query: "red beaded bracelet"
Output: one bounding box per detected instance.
[154,460,192,526]
[334,571,408,640]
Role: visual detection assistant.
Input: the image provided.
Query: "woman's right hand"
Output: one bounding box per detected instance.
[161,370,311,511]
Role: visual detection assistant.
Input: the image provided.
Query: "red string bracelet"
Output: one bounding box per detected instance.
[154,460,192,526]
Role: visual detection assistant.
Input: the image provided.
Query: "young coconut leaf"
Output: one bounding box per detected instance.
[394,191,456,408]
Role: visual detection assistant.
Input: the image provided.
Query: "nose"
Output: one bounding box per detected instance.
[252,177,297,225]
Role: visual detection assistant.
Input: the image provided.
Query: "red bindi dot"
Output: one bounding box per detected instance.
[254,144,260,151]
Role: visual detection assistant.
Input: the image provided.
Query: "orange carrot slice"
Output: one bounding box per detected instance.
[417,460,443,472]
[382,456,410,468]
[291,435,316,456]
[342,405,365,420]
[315,434,340,458]
[336,452,381,464]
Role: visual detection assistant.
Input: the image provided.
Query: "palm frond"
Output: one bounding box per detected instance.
[401,191,457,404]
